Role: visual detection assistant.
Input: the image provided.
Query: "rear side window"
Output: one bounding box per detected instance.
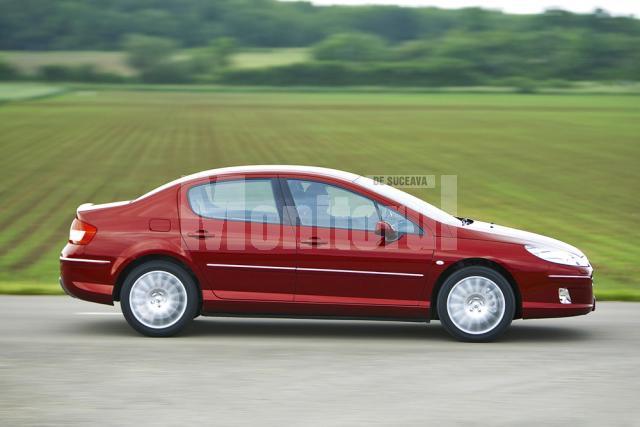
[188,179,281,224]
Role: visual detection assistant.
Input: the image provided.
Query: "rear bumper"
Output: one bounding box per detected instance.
[59,274,114,305]
[59,249,114,305]
[59,276,74,298]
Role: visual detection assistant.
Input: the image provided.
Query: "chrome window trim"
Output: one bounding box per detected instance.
[206,263,423,277]
[60,257,111,264]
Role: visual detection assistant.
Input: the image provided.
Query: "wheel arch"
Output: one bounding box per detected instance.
[113,253,202,307]
[430,258,522,320]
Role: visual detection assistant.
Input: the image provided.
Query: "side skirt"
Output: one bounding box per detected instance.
[200,312,430,323]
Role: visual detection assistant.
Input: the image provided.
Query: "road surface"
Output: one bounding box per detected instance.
[1,296,639,426]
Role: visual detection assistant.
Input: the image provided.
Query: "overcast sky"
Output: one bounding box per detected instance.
[281,0,639,17]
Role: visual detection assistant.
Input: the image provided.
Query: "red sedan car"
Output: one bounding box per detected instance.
[60,166,594,341]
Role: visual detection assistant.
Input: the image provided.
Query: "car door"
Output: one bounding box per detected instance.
[179,175,296,301]
[281,177,433,306]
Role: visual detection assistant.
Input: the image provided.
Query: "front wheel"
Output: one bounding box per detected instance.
[120,260,200,337]
[437,266,515,342]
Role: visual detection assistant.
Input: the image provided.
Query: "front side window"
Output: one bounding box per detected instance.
[378,204,419,234]
[286,179,379,231]
[188,179,280,224]
[286,179,422,234]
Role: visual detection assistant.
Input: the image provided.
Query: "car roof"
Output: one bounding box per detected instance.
[137,165,360,200]
[185,165,360,181]
[136,164,460,226]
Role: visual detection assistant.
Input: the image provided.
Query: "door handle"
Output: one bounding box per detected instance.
[187,230,215,239]
[301,237,328,246]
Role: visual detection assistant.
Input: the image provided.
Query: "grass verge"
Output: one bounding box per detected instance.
[64,81,640,95]
[0,282,64,295]
[0,83,68,102]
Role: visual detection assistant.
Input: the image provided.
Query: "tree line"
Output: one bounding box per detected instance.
[0,0,638,86]
[1,0,639,50]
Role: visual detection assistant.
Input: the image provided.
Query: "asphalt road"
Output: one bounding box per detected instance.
[0,296,639,426]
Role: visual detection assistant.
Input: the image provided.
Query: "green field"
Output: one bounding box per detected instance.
[0,83,68,102]
[0,50,134,75]
[230,48,310,69]
[0,87,638,299]
[1,48,310,75]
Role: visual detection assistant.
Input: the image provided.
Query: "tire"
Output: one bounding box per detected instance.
[437,266,515,342]
[120,260,200,337]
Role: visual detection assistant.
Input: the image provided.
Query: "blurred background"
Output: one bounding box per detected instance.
[0,0,638,299]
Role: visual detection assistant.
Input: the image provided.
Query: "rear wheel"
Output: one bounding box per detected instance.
[121,260,199,337]
[437,266,515,342]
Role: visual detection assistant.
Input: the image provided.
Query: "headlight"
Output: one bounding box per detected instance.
[525,244,589,267]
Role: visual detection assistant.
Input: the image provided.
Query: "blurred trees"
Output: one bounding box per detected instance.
[122,35,237,83]
[313,33,388,62]
[189,38,237,78]
[221,60,483,86]
[0,0,638,84]
[123,35,178,72]
[0,57,19,80]
[1,0,639,51]
[122,34,190,83]
[37,64,125,83]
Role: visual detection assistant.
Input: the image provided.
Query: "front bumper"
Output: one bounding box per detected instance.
[523,301,594,318]
[521,273,595,319]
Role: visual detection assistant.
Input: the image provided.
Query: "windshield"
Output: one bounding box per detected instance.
[354,176,460,226]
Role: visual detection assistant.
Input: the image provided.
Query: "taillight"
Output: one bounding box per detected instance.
[69,219,97,245]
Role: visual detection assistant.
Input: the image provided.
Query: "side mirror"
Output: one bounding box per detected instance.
[375,220,399,243]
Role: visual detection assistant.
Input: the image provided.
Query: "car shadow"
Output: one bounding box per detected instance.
[69,317,594,343]
[186,318,453,341]
[501,323,594,342]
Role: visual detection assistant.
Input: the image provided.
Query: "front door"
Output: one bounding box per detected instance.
[180,176,296,301]
[282,177,432,306]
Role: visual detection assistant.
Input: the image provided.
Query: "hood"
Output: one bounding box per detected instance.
[457,220,586,257]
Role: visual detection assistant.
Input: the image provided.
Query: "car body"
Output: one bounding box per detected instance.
[60,165,594,341]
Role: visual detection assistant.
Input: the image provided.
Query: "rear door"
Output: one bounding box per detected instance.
[179,175,296,301]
